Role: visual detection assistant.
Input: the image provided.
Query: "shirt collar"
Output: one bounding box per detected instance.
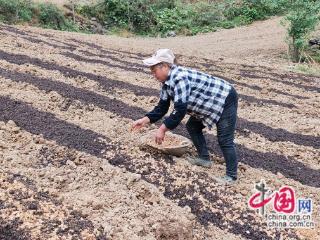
[164,64,177,86]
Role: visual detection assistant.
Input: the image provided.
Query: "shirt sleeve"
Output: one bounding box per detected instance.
[163,77,190,130]
[145,98,170,123]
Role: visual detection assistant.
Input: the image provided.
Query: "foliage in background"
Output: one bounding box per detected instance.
[78,0,169,34]
[0,0,34,23]
[224,0,288,22]
[282,0,320,62]
[77,0,288,36]
[1,0,306,37]
[0,0,80,31]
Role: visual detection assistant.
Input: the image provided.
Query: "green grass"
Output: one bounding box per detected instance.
[292,64,320,76]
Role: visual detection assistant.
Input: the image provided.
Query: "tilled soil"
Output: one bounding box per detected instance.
[0,23,319,240]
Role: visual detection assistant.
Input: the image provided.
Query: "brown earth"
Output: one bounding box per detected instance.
[0,18,319,240]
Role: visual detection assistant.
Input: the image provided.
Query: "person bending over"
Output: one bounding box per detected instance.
[132,49,239,184]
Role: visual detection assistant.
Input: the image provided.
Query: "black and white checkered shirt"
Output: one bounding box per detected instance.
[160,65,232,129]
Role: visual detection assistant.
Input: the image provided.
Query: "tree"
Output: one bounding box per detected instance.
[283,0,320,62]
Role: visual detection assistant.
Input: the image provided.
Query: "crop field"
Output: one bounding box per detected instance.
[0,24,319,239]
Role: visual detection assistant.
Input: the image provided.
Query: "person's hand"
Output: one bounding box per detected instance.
[131,117,150,132]
[155,124,168,145]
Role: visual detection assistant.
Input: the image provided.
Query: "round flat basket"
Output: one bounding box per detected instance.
[141,130,192,157]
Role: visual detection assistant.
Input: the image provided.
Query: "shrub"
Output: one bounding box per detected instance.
[155,7,192,35]
[76,0,295,36]
[0,0,81,31]
[38,3,67,29]
[283,0,320,62]
[78,0,159,33]
[0,0,34,23]
[224,0,288,23]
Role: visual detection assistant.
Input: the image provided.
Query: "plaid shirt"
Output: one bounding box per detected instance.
[159,65,232,129]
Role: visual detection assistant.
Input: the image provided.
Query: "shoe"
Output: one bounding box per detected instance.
[186,157,212,168]
[213,175,237,185]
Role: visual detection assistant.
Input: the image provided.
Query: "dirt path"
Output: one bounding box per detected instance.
[114,17,288,68]
[0,22,319,239]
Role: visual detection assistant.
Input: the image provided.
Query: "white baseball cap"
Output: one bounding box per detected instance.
[143,49,175,67]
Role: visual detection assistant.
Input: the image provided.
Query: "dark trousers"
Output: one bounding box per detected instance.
[186,87,238,179]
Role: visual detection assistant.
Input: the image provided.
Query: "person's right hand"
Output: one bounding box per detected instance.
[131,117,150,132]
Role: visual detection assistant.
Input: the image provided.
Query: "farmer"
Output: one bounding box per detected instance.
[132,49,239,184]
